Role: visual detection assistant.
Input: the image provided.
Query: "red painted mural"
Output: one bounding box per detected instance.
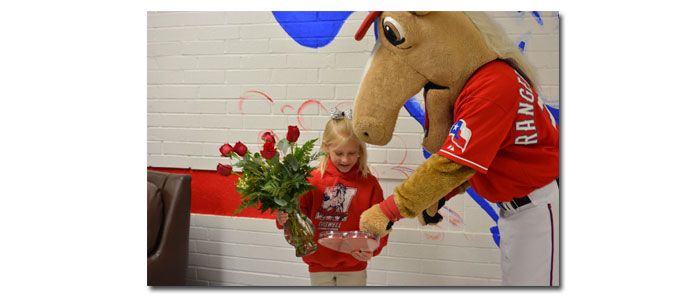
[148,167,275,219]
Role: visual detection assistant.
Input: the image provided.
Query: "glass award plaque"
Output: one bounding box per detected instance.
[317,230,380,254]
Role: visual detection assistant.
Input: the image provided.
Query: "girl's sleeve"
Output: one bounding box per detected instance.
[369,179,389,256]
[299,190,313,217]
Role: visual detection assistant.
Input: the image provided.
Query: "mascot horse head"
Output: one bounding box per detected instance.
[352,12,538,153]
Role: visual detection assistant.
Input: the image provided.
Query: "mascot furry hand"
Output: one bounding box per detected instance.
[352,12,557,237]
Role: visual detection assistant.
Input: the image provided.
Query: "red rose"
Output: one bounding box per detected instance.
[260,140,277,160]
[216,163,233,176]
[261,131,276,144]
[286,125,300,143]
[219,143,235,157]
[232,141,248,156]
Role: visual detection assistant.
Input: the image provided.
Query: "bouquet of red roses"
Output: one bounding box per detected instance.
[218,125,322,257]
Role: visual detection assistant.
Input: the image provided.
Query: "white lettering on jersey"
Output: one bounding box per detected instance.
[513,69,539,145]
[514,133,538,145]
[518,102,534,116]
[519,88,534,103]
[516,119,537,131]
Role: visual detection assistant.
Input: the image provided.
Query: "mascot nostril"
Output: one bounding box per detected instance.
[354,118,389,145]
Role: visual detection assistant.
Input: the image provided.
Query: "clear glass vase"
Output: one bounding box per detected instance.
[283,208,318,257]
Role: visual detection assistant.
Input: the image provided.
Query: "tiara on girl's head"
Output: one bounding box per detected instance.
[330,108,352,120]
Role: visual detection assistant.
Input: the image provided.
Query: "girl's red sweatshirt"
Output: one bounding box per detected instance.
[276,160,388,272]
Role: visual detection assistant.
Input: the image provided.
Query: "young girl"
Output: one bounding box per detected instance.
[275,110,388,286]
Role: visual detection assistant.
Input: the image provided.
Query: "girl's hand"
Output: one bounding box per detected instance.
[276,211,289,225]
[350,250,373,262]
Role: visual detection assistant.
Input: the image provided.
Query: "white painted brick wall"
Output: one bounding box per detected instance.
[187,213,501,286]
[148,11,559,286]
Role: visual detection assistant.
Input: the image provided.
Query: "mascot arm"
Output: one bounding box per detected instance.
[360,155,476,237]
[394,155,476,218]
[418,180,471,225]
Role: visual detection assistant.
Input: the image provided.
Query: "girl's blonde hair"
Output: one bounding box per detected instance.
[463,11,539,90]
[318,117,371,178]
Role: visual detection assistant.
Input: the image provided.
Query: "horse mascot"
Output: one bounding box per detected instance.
[352,11,559,286]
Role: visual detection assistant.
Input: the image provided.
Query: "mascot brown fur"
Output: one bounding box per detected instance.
[354,11,555,232]
[352,11,560,286]
[353,12,536,234]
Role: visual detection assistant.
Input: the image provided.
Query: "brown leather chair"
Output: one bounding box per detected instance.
[147,170,191,286]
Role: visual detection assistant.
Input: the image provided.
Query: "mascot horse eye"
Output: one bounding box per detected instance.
[382,17,406,46]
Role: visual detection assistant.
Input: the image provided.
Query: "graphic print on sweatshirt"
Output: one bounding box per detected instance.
[315,182,357,231]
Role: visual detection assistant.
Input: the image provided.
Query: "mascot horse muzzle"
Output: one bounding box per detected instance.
[351,11,496,151]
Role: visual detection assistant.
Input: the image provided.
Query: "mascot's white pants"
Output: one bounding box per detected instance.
[498,180,559,286]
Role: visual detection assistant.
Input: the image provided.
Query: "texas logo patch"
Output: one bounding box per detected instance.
[447,119,472,153]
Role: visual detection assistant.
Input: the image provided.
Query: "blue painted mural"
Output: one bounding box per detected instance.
[272,12,352,48]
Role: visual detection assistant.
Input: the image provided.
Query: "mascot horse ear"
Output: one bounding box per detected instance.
[411,11,431,16]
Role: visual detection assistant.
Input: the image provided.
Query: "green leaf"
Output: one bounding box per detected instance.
[277,139,289,155]
[273,198,288,207]
[286,154,299,171]
[302,139,317,154]
[262,181,276,193]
